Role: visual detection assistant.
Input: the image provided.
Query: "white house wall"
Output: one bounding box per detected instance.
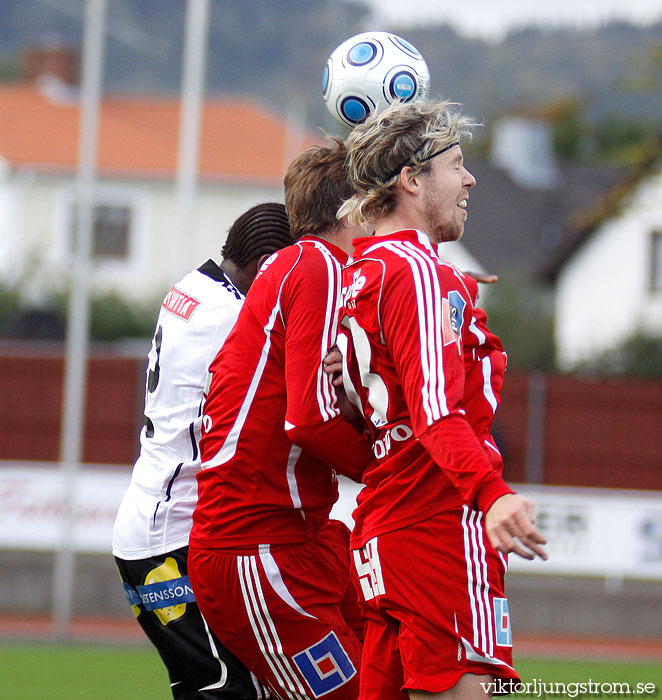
[193,181,284,281]
[555,169,662,367]
[4,172,282,303]
[3,170,489,311]
[437,239,494,307]
[76,179,281,300]
[0,161,20,283]
[10,171,63,303]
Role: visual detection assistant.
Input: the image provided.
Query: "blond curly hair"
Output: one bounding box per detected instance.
[339,100,477,226]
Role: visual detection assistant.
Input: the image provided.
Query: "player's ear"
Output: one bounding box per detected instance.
[338,212,352,229]
[256,254,271,270]
[399,166,420,196]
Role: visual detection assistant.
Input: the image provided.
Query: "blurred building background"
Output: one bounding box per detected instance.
[0,0,660,651]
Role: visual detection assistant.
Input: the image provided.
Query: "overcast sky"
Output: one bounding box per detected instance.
[359,0,662,40]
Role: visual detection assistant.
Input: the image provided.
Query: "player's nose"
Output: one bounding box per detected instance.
[463,167,476,188]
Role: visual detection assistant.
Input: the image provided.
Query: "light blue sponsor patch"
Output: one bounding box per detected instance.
[135,576,197,611]
[293,631,356,698]
[493,597,513,647]
[447,290,466,335]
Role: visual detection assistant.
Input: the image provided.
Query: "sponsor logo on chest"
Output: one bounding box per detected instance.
[341,269,367,311]
[372,423,414,459]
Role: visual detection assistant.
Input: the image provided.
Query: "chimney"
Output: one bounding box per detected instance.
[21,44,79,87]
[489,116,558,189]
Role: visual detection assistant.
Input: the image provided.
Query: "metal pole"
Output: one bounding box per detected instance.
[282,91,306,177]
[524,371,547,484]
[52,0,107,640]
[173,0,210,280]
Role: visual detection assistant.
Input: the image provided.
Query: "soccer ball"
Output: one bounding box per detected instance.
[322,31,430,129]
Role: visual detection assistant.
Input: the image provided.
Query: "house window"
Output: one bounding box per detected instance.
[70,203,132,259]
[651,232,662,292]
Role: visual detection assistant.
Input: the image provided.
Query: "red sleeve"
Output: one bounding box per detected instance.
[282,246,373,480]
[462,347,505,434]
[287,416,373,482]
[380,261,511,510]
[281,247,341,428]
[419,415,513,512]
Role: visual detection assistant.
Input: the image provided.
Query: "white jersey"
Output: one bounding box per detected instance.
[112,260,244,559]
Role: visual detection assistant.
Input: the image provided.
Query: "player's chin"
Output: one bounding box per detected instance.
[438,223,464,243]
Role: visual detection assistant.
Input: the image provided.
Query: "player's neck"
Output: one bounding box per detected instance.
[219,258,256,296]
[320,219,369,255]
[374,208,428,240]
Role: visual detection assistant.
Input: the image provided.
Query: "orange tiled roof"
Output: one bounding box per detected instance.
[0,84,319,183]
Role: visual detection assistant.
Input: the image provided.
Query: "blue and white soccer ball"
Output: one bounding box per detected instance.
[322,31,430,129]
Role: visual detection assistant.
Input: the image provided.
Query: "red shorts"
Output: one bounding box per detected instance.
[351,506,520,698]
[189,519,362,700]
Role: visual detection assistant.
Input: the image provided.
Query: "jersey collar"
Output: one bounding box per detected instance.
[352,229,433,257]
[197,258,226,281]
[298,235,350,264]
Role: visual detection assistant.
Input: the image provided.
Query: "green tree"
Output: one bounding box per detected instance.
[550,100,586,162]
[0,282,20,327]
[593,114,658,164]
[575,331,662,379]
[482,273,556,371]
[0,288,158,342]
[0,55,17,82]
[88,292,158,342]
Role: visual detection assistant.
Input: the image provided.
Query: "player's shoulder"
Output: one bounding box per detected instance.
[436,258,466,282]
[257,240,341,288]
[435,260,478,301]
[340,257,387,316]
[352,241,416,288]
[369,236,474,297]
[175,261,239,296]
[295,237,346,270]
[253,243,303,284]
[343,254,385,284]
[161,263,242,324]
[353,236,427,281]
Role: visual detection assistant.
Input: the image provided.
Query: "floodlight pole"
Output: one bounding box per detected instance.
[173,0,210,281]
[52,0,107,640]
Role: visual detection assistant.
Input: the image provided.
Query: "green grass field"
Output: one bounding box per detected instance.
[0,643,660,700]
[514,658,662,697]
[0,643,168,700]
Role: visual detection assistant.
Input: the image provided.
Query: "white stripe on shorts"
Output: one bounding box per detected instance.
[461,506,480,648]
[461,506,495,658]
[475,511,495,657]
[236,555,308,700]
[259,545,316,619]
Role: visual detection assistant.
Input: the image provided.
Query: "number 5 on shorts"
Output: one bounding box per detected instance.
[353,537,385,601]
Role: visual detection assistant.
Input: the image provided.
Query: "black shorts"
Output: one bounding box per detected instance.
[115,546,269,700]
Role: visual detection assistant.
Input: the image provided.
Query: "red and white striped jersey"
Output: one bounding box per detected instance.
[338,229,513,549]
[191,236,373,548]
